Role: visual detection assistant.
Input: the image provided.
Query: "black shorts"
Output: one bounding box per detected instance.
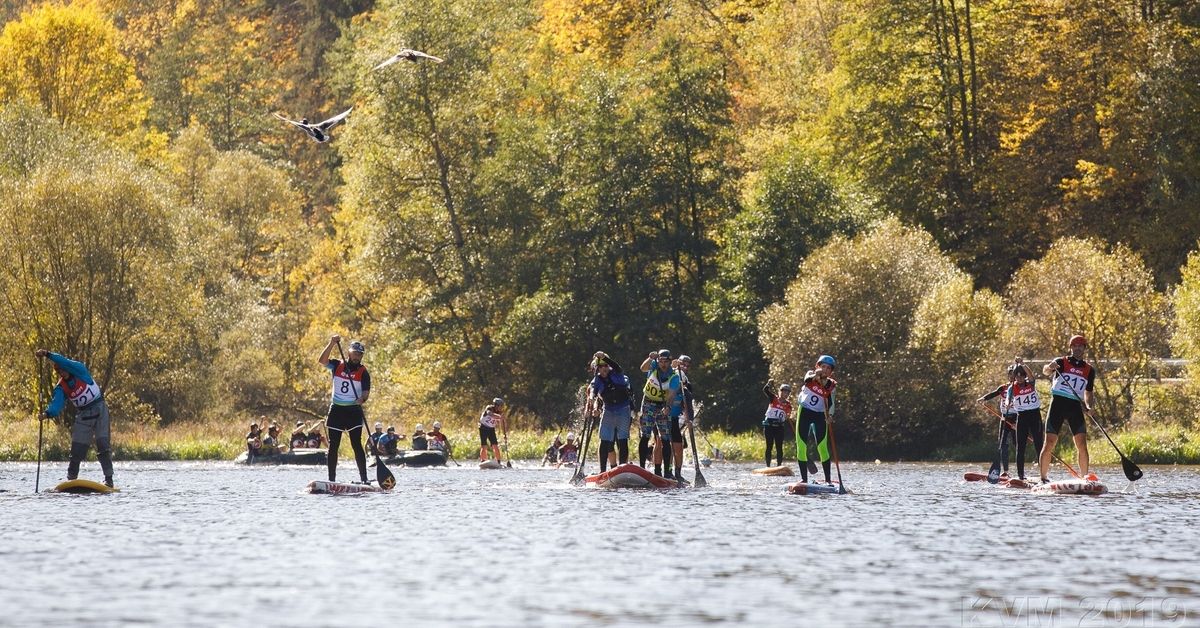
[1045,396,1086,436]
[479,425,498,446]
[670,416,683,442]
[326,404,365,431]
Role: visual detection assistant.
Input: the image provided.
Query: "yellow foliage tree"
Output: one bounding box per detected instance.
[0,2,149,139]
[539,0,663,57]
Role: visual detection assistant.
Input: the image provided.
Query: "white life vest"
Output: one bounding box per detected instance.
[1009,381,1041,412]
[1050,358,1091,400]
[800,378,836,412]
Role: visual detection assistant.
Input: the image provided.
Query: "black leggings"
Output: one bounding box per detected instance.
[327,425,368,483]
[599,439,629,472]
[997,418,1016,473]
[1014,409,1044,480]
[763,424,786,467]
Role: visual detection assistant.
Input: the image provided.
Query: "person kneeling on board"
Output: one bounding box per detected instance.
[306,421,327,449]
[379,426,404,455]
[542,435,562,466]
[317,335,371,484]
[427,422,449,453]
[411,424,429,450]
[36,349,116,488]
[797,355,838,485]
[291,420,308,450]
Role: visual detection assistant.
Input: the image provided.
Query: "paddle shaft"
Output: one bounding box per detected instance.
[35,360,45,493]
[823,406,846,494]
[571,384,598,484]
[679,370,705,488]
[500,411,512,468]
[981,403,1079,478]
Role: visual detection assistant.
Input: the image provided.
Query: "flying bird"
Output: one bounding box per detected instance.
[373,48,444,71]
[271,107,353,143]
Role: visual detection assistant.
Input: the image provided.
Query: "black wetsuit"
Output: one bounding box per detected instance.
[978,384,1017,474]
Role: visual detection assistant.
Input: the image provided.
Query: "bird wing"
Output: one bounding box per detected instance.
[271,112,307,129]
[317,107,353,131]
[409,49,444,63]
[372,55,400,71]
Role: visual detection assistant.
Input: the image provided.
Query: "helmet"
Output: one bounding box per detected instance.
[1069,334,1087,347]
[492,397,504,407]
[817,355,837,368]
[296,420,305,427]
[566,432,576,441]
[779,383,792,392]
[678,354,691,363]
[349,340,366,353]
[414,423,425,432]
[657,349,672,359]
[386,426,395,432]
[374,422,383,429]
[432,421,442,429]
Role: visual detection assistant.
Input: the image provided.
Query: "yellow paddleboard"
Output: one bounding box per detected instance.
[51,479,117,494]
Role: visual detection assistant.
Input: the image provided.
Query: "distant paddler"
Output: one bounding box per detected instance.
[1039,335,1097,484]
[479,398,506,465]
[975,362,1021,479]
[761,379,793,469]
[797,355,838,485]
[639,349,681,479]
[35,349,115,488]
[317,335,371,484]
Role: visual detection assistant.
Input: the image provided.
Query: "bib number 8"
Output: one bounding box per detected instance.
[340,381,351,394]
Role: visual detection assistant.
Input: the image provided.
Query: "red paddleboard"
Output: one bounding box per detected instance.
[307,480,385,495]
[585,463,680,489]
[1031,478,1108,496]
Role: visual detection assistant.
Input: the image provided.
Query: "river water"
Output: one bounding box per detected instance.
[1,460,1198,627]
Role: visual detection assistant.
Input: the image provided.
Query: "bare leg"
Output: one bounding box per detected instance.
[1073,433,1089,476]
[1039,433,1059,480]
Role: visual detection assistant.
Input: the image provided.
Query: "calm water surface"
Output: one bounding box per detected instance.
[2,461,1198,627]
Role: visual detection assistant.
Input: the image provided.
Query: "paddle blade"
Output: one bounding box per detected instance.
[693,469,707,488]
[1122,456,1143,482]
[808,460,819,475]
[986,458,1002,484]
[376,459,396,490]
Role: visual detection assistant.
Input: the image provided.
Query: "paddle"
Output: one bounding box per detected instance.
[981,403,1080,479]
[1052,366,1143,482]
[500,411,513,468]
[805,424,820,476]
[569,411,595,485]
[336,341,395,489]
[680,371,706,488]
[35,360,45,493]
[824,407,847,494]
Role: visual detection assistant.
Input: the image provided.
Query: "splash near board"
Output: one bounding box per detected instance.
[752,465,794,477]
[585,463,679,489]
[785,481,842,495]
[51,479,117,494]
[306,480,385,495]
[1031,478,1108,496]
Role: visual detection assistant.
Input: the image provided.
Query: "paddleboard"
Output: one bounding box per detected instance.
[585,463,680,489]
[752,465,794,477]
[51,479,117,494]
[785,481,842,495]
[964,472,1029,488]
[306,480,385,495]
[478,460,503,469]
[1031,478,1108,496]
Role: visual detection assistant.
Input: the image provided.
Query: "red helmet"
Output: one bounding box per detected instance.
[1069,334,1087,347]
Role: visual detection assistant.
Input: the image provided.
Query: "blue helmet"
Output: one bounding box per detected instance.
[817,355,836,369]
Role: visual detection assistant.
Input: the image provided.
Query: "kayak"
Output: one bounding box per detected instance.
[235,448,327,465]
[306,480,386,495]
[752,465,795,477]
[585,463,680,489]
[785,481,843,495]
[479,459,504,469]
[378,449,447,467]
[1031,478,1108,496]
[51,479,117,494]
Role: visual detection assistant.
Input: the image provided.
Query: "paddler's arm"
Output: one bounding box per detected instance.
[640,352,655,373]
[1042,358,1061,378]
[976,385,1006,403]
[763,381,776,402]
[318,335,340,367]
[39,351,93,382]
[44,386,66,418]
[356,370,371,405]
[827,387,837,422]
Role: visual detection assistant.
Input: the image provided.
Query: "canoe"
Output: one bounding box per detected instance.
[379,450,447,467]
[1031,478,1108,496]
[306,480,385,495]
[585,463,679,489]
[479,459,504,469]
[51,479,117,494]
[235,448,327,466]
[785,481,844,495]
[752,465,795,476]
